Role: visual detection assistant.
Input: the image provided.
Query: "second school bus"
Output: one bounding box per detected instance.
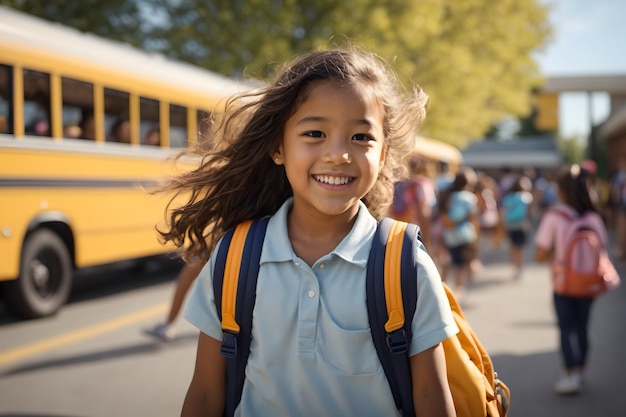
[0,7,254,319]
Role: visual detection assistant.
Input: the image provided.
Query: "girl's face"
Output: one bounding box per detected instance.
[274,80,386,221]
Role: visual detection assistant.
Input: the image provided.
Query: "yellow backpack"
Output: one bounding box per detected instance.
[441,279,510,416]
[214,217,510,417]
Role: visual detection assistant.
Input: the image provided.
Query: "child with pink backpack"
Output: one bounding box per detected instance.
[534,164,620,396]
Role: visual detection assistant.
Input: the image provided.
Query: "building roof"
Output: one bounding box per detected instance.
[543,74,626,94]
[461,137,561,169]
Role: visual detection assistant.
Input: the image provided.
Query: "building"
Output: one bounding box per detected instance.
[461,136,561,171]
[601,107,626,172]
[542,74,626,172]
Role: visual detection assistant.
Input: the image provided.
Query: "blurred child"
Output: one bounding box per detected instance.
[535,164,607,395]
[146,261,205,341]
[438,167,479,297]
[499,175,533,279]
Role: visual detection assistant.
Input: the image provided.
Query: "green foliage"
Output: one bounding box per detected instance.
[593,137,609,180]
[557,134,586,165]
[2,0,552,148]
[0,0,144,45]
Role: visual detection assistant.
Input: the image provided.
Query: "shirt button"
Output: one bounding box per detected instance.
[295,262,301,267]
[319,263,325,269]
[308,290,315,298]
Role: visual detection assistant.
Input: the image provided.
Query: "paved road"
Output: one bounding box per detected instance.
[462,229,626,417]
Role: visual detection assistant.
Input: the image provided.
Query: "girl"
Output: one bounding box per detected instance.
[438,167,479,297]
[534,164,607,395]
[159,47,457,417]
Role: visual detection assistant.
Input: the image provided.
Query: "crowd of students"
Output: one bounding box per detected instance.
[389,156,618,396]
[389,159,533,293]
[388,158,609,291]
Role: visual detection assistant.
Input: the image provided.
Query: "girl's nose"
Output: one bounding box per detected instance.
[323,137,351,164]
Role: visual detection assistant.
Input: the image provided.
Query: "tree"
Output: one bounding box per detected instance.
[0,0,144,45]
[557,134,586,166]
[1,0,552,147]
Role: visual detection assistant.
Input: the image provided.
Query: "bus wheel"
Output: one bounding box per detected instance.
[3,229,73,319]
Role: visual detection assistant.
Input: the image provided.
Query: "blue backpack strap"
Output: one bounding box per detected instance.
[213,217,270,417]
[366,217,421,416]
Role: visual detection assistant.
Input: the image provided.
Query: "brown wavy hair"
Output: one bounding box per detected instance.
[158,46,428,261]
[557,164,601,215]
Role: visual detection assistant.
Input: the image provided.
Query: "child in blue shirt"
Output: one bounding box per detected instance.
[158,46,457,417]
[499,176,533,279]
[438,168,479,297]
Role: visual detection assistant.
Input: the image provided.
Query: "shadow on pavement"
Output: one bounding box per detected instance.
[492,349,624,417]
[0,332,198,377]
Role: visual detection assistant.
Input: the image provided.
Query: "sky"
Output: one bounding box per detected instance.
[534,0,626,139]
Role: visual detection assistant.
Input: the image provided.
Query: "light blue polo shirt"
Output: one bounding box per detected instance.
[185,198,458,417]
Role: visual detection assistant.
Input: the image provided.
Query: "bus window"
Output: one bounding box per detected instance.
[197,110,213,149]
[62,77,93,139]
[169,104,187,148]
[23,69,50,137]
[104,88,130,142]
[140,97,159,145]
[0,65,11,133]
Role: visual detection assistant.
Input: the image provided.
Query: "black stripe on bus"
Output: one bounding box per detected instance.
[0,177,160,188]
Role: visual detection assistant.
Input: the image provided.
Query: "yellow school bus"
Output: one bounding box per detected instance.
[412,135,462,173]
[0,7,253,319]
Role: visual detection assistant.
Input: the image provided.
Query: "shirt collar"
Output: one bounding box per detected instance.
[261,198,376,267]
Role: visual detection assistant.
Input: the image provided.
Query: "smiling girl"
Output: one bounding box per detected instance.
[159,46,457,417]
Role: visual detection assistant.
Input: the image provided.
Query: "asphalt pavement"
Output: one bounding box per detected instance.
[459,228,626,417]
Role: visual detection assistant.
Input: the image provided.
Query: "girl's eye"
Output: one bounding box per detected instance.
[304,130,325,138]
[352,133,374,142]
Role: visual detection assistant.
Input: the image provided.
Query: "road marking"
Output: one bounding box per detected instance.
[0,303,168,366]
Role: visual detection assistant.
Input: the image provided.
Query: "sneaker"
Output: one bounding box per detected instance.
[146,323,176,342]
[554,373,582,395]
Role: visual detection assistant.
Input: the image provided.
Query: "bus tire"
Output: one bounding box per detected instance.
[3,229,73,319]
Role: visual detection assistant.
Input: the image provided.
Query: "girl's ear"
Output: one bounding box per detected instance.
[272,148,284,165]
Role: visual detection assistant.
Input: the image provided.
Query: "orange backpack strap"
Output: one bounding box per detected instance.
[366,217,421,416]
[213,217,270,417]
[383,220,409,334]
[221,220,254,334]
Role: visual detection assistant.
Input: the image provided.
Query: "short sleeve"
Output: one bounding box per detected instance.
[183,242,224,341]
[409,243,458,356]
[534,210,558,252]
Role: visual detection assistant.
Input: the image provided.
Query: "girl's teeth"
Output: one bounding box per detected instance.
[316,175,350,185]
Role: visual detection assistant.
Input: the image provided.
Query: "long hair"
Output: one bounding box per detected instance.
[557,164,600,215]
[158,46,428,261]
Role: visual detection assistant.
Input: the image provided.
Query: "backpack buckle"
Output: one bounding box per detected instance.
[221,330,239,358]
[386,329,408,354]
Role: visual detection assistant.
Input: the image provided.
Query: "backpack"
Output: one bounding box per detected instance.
[501,192,529,227]
[390,179,416,222]
[213,217,510,417]
[441,191,473,229]
[550,209,621,297]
